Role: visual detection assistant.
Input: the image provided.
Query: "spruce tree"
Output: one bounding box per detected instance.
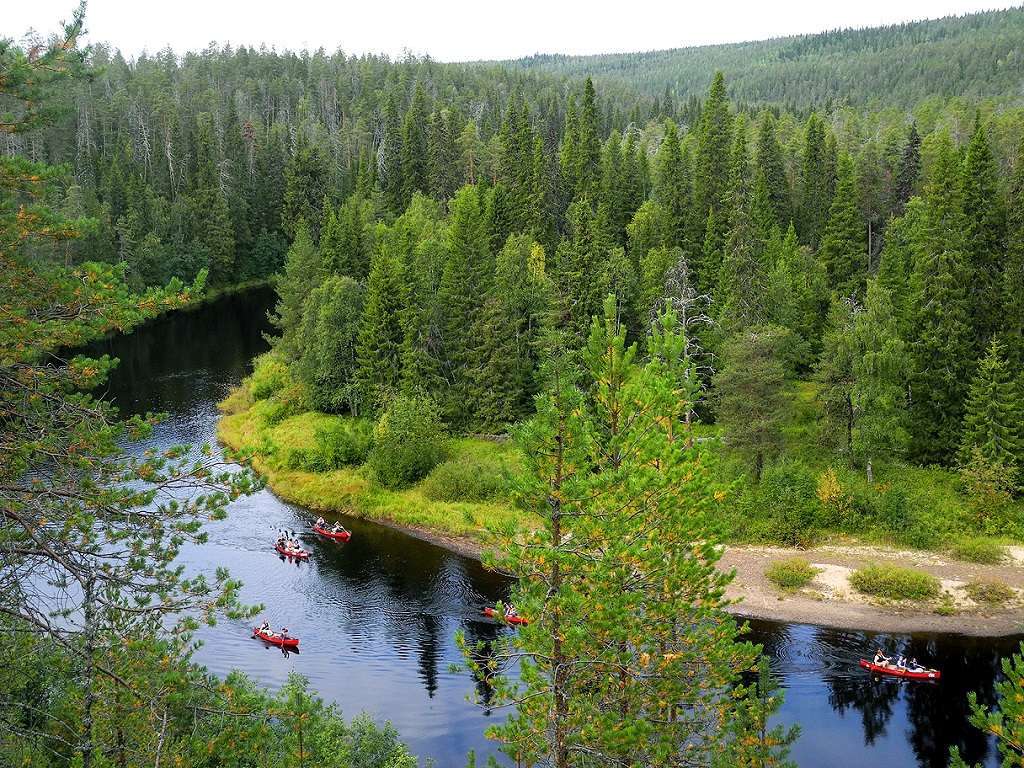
[957,338,1023,469]
[755,109,793,232]
[694,71,733,242]
[400,82,430,206]
[355,242,408,411]
[268,219,321,360]
[818,150,865,299]
[437,185,491,429]
[1001,133,1024,372]
[797,113,832,249]
[192,112,236,286]
[960,120,1007,347]
[907,133,974,465]
[891,122,922,218]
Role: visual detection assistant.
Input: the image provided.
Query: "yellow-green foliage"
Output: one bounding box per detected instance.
[850,564,940,600]
[247,352,291,400]
[765,558,821,590]
[216,394,533,547]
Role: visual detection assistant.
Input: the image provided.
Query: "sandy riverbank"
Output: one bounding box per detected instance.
[387,522,1024,637]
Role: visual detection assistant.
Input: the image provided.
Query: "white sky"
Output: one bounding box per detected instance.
[4,0,1020,63]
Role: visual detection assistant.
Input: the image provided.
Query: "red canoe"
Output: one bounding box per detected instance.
[485,607,528,625]
[253,626,299,647]
[313,523,352,541]
[859,659,940,680]
[275,542,310,559]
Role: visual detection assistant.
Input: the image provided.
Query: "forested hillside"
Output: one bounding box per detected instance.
[9,9,1024,540]
[510,7,1024,112]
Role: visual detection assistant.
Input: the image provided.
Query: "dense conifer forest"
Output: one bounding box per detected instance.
[15,8,1020,477]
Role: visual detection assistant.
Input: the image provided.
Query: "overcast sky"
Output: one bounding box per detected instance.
[4,0,1020,63]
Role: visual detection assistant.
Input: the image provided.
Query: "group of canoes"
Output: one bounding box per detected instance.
[254,518,354,647]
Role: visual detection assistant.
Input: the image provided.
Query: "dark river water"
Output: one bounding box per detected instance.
[84,286,1020,768]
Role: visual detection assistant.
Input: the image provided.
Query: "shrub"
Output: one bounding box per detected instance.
[850,564,940,601]
[756,460,819,546]
[258,383,306,426]
[314,418,374,469]
[765,558,821,590]
[949,537,1005,565]
[248,353,291,401]
[421,456,507,503]
[964,579,1016,605]
[368,394,447,489]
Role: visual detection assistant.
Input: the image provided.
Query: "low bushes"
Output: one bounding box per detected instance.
[850,564,940,601]
[964,579,1016,605]
[421,456,507,503]
[765,558,821,590]
[314,417,374,469]
[949,537,1005,565]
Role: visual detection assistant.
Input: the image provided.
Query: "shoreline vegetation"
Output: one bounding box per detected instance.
[218,380,1024,638]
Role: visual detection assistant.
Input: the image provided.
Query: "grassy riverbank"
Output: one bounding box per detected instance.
[217,382,532,554]
[218,354,1024,565]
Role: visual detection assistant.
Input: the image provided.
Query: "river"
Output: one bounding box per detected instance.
[83,286,1018,768]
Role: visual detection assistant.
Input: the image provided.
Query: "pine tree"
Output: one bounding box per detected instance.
[950,642,1024,768]
[465,299,782,768]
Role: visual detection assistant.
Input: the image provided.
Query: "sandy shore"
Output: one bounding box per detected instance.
[394,523,1024,637]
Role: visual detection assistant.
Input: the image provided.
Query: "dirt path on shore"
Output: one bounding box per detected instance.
[395,523,1024,637]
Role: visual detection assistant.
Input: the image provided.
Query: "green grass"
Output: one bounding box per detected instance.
[217,388,532,548]
[219,372,1024,559]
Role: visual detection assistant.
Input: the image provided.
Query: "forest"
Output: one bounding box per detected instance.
[6,4,1024,766]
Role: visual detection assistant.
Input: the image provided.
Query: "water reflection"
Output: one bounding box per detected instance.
[746,620,1017,767]
[87,288,1023,768]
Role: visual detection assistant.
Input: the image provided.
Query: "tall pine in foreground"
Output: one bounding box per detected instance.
[463,298,793,767]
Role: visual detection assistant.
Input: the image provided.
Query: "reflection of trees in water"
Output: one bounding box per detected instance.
[827,672,902,744]
[460,619,507,713]
[817,629,1020,766]
[904,635,1008,767]
[417,613,441,697]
